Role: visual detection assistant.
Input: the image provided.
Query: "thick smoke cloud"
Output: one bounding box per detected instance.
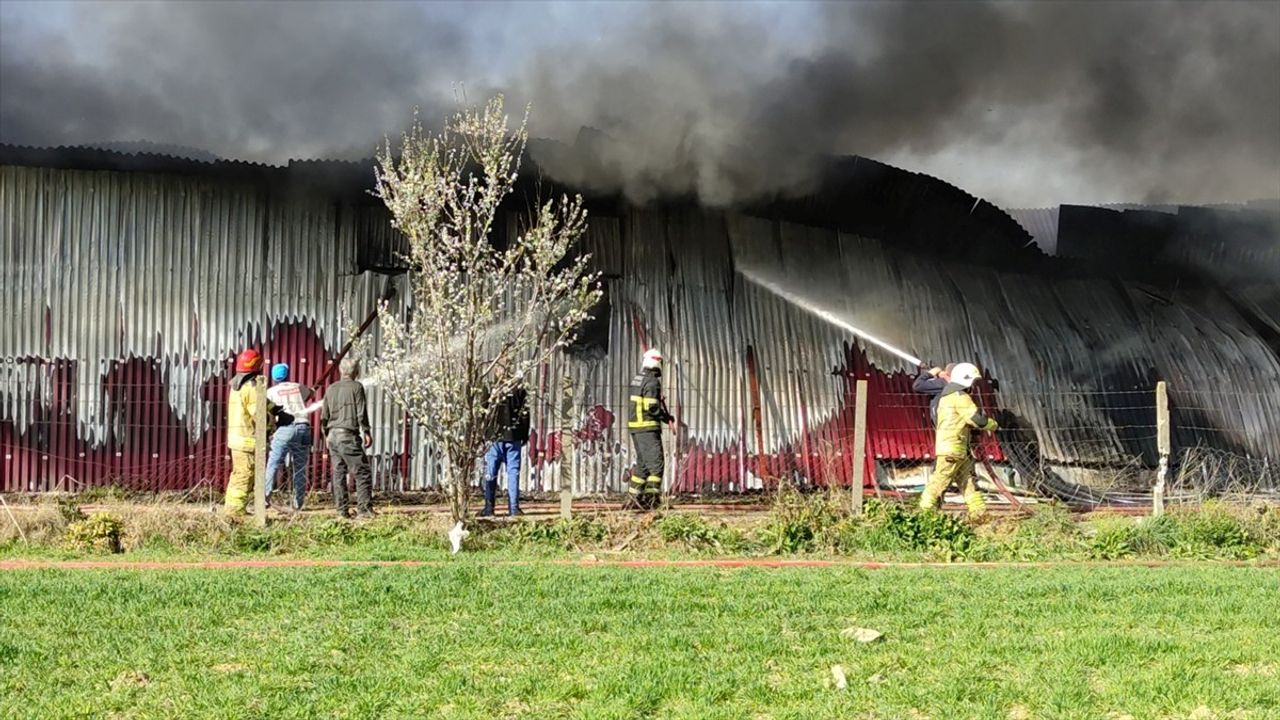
[1,0,1277,207]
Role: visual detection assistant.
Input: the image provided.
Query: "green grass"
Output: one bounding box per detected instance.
[2,564,1277,719]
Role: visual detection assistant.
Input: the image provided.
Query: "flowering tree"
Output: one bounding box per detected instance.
[372,95,601,522]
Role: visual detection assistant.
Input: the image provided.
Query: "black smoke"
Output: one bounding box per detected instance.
[1,1,1277,206]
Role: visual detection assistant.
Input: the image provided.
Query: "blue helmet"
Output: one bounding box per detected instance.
[270,363,289,383]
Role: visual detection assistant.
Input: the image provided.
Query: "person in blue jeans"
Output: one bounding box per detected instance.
[480,380,531,517]
[264,363,321,510]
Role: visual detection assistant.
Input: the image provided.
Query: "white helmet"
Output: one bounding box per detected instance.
[951,362,981,389]
[642,348,663,370]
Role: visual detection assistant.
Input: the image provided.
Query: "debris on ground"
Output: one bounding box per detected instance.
[448,521,468,554]
[830,665,848,690]
[841,626,884,643]
[110,670,150,690]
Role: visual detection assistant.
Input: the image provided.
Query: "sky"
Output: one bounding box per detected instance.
[1,0,1277,208]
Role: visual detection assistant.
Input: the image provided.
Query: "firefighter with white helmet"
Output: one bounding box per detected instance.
[919,361,998,518]
[627,348,673,510]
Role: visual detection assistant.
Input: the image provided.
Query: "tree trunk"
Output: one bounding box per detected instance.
[447,453,469,523]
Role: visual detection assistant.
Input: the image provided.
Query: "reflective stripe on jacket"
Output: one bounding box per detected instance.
[627,368,670,431]
[934,384,990,457]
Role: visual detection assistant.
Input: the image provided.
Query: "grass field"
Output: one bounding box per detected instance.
[1,564,1277,719]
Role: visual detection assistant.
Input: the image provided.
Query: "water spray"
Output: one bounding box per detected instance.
[738,267,923,367]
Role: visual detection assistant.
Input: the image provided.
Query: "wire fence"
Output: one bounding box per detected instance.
[2,373,1278,509]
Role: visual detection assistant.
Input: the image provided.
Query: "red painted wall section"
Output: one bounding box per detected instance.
[3,326,1005,493]
[2,323,354,493]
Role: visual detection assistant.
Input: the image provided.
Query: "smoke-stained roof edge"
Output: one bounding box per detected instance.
[0,142,1077,272]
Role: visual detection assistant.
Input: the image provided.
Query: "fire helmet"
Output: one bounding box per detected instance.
[271,363,290,383]
[951,362,981,389]
[642,348,663,370]
[235,349,263,374]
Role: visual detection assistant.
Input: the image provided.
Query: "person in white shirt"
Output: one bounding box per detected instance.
[264,363,321,510]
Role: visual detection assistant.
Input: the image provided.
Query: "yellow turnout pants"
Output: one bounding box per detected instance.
[919,455,986,518]
[224,450,254,514]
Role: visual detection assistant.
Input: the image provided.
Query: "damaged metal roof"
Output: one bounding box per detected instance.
[3,145,1278,497]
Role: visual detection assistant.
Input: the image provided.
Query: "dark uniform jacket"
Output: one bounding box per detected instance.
[491,387,531,443]
[912,369,947,422]
[627,368,672,432]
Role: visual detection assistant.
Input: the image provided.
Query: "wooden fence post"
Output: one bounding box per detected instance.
[1153,380,1169,517]
[253,375,268,527]
[559,372,573,519]
[851,379,868,514]
[745,346,768,484]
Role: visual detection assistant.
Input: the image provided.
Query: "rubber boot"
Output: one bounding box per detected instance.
[918,487,941,512]
[642,475,662,511]
[625,475,645,511]
[963,483,987,521]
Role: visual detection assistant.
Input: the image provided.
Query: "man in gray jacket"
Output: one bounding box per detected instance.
[321,357,374,519]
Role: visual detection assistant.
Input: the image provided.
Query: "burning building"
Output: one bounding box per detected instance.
[2,144,1278,503]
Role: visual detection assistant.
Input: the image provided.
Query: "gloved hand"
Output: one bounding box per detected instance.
[983,418,999,432]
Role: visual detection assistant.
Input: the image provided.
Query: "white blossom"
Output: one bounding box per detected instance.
[371,96,602,522]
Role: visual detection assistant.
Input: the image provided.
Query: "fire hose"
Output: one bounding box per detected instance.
[740,268,1031,507]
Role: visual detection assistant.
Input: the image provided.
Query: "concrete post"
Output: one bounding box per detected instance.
[1154,381,1169,517]
[851,379,868,514]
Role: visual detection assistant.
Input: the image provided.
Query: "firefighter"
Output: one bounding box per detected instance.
[919,362,998,518]
[225,348,277,516]
[627,348,672,510]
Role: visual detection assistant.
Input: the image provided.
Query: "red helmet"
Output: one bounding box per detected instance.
[235,349,262,374]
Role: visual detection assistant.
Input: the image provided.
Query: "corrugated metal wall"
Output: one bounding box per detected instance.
[4,162,1279,496]
[1,165,409,491]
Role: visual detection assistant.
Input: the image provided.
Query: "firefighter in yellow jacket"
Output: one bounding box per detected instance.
[225,348,275,515]
[919,362,998,518]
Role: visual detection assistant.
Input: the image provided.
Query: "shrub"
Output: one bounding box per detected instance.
[307,518,359,545]
[1244,504,1280,552]
[122,507,235,552]
[501,516,612,550]
[759,487,844,554]
[54,496,87,523]
[1084,516,1138,560]
[655,513,745,552]
[980,504,1083,561]
[1166,503,1258,560]
[1,503,71,547]
[1127,515,1178,556]
[64,512,125,554]
[229,525,277,554]
[861,498,978,559]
